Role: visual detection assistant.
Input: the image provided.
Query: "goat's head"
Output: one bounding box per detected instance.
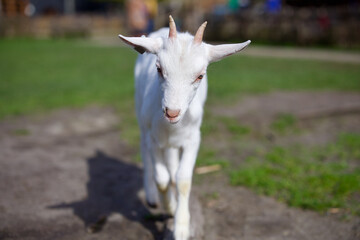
[119,16,250,124]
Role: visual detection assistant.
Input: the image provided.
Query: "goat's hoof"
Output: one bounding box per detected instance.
[146,200,158,209]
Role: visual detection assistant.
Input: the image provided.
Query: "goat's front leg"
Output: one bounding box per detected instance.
[149,142,171,210]
[164,147,179,216]
[174,131,200,240]
[141,133,159,208]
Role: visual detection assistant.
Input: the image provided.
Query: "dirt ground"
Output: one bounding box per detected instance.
[1,92,359,240]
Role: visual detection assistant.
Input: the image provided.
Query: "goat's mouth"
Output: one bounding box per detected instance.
[166,116,180,124]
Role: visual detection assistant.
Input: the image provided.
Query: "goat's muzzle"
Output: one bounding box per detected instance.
[165,108,180,123]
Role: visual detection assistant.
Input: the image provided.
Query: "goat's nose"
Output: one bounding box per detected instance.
[165,108,180,118]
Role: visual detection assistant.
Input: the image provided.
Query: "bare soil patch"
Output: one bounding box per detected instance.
[212,91,360,145]
[0,106,202,240]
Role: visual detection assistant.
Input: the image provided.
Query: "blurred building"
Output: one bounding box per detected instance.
[0,0,359,48]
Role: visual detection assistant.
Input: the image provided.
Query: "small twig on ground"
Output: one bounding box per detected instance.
[195,164,221,175]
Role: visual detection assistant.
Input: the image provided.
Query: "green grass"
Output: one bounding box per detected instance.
[230,133,360,215]
[0,39,136,118]
[271,113,297,134]
[196,147,229,168]
[207,55,360,102]
[11,128,31,136]
[219,116,251,138]
[1,39,360,119]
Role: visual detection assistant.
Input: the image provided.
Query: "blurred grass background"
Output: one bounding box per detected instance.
[1,38,360,118]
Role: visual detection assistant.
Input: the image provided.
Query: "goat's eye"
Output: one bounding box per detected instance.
[194,74,203,84]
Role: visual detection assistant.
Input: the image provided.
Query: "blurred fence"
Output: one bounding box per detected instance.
[0,15,125,38]
[203,6,360,47]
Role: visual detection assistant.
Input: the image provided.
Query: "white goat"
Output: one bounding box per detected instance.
[119,16,250,240]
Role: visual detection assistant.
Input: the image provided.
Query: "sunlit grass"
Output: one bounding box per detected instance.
[270,113,297,134]
[230,133,360,215]
[0,39,136,118]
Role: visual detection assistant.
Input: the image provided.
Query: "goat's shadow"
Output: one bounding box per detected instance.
[49,150,166,239]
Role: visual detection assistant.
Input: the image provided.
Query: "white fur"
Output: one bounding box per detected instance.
[119,26,250,240]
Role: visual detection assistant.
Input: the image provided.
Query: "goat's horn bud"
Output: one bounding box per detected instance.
[169,15,177,39]
[194,21,207,44]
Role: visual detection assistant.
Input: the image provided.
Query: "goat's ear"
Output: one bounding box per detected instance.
[207,40,251,63]
[118,34,163,54]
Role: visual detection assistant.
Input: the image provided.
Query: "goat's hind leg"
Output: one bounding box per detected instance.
[141,134,159,208]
